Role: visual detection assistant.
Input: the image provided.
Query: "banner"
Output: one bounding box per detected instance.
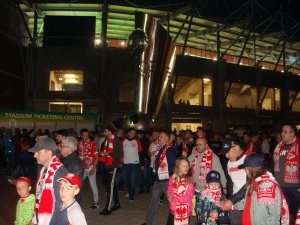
[0,110,98,123]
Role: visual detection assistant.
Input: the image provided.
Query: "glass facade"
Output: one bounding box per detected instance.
[173,77,212,106]
[289,91,300,112]
[49,70,83,91]
[225,83,256,109]
[49,102,83,113]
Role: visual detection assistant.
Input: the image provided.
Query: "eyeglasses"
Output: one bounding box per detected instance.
[59,144,68,148]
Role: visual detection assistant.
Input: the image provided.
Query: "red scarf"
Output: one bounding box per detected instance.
[103,135,115,153]
[295,209,300,225]
[273,138,299,183]
[99,135,115,166]
[35,156,62,225]
[201,185,222,206]
[191,148,213,183]
[171,176,189,225]
[155,143,172,180]
[254,172,290,225]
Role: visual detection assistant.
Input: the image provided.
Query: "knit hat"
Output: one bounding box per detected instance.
[206,171,221,184]
[57,173,81,189]
[28,136,57,153]
[12,176,32,187]
[238,153,264,169]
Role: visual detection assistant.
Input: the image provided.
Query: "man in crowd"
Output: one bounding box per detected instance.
[141,131,176,225]
[29,137,68,225]
[122,128,142,201]
[220,140,252,225]
[182,129,195,158]
[58,136,85,202]
[273,123,300,223]
[188,137,226,192]
[78,128,99,209]
[99,126,123,216]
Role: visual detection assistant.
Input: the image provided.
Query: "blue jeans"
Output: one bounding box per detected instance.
[122,164,139,200]
[138,159,151,192]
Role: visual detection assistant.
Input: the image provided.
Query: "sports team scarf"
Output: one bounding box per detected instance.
[154,143,172,180]
[254,172,290,225]
[99,135,115,166]
[273,138,299,183]
[171,175,189,225]
[200,185,222,206]
[35,156,62,225]
[191,148,213,183]
[295,208,300,225]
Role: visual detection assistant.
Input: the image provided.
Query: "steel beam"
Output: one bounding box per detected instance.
[182,19,248,40]
[182,16,193,55]
[290,92,299,108]
[223,24,248,55]
[255,38,282,65]
[204,34,215,52]
[17,4,33,43]
[237,28,252,65]
[159,2,194,24]
[174,15,189,42]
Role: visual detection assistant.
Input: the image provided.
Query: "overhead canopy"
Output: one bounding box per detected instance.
[19,0,300,74]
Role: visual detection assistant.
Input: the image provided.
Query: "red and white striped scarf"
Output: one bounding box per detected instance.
[254,172,290,225]
[273,138,299,183]
[35,156,62,225]
[295,208,300,225]
[201,185,222,206]
[104,135,115,153]
[191,148,213,183]
[171,175,188,197]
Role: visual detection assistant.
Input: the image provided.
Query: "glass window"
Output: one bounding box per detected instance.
[173,77,212,106]
[225,83,255,109]
[260,87,280,111]
[49,102,82,113]
[289,91,300,112]
[49,70,83,91]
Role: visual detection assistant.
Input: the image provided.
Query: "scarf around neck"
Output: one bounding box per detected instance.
[254,171,290,225]
[273,138,299,183]
[35,155,62,225]
[201,185,222,206]
[191,148,213,183]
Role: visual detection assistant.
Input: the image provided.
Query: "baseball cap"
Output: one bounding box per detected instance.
[57,173,81,189]
[206,171,221,184]
[220,139,243,154]
[28,137,57,153]
[238,153,264,169]
[12,176,32,187]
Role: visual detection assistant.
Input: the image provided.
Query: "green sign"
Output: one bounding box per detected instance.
[0,110,98,123]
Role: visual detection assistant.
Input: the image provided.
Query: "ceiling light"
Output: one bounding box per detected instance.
[203,78,211,82]
[64,74,76,78]
[121,41,125,46]
[58,78,63,81]
[262,66,265,69]
[213,57,217,61]
[281,70,284,73]
[95,39,101,46]
[65,78,78,83]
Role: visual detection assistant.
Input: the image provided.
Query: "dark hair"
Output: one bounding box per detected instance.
[80,128,89,134]
[282,123,297,134]
[160,130,171,139]
[127,128,136,133]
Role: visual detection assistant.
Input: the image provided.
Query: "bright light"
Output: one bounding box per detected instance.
[64,74,76,78]
[65,78,78,83]
[121,41,125,46]
[281,70,284,73]
[203,78,211,82]
[95,39,101,46]
[262,66,266,69]
[213,57,217,61]
[171,83,174,88]
[58,78,63,81]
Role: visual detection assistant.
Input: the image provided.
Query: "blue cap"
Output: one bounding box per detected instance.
[238,154,264,169]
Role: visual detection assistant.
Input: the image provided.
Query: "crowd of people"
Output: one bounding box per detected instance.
[0,123,299,225]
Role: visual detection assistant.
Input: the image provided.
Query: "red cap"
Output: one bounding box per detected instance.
[12,177,32,187]
[57,173,81,188]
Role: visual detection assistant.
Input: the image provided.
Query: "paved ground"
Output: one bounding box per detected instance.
[0,170,197,225]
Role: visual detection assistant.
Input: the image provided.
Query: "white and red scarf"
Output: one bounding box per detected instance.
[171,175,189,225]
[273,138,299,183]
[191,148,213,183]
[35,156,62,225]
[103,135,115,153]
[201,185,222,206]
[295,208,300,225]
[254,172,290,225]
[155,144,172,180]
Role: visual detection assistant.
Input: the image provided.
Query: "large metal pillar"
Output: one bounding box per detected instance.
[100,0,108,122]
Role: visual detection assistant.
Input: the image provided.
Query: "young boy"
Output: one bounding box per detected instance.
[13,176,35,225]
[195,171,229,225]
[50,173,87,225]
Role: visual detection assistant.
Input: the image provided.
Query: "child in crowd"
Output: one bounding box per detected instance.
[238,154,290,225]
[13,176,35,225]
[195,171,229,225]
[167,158,195,225]
[51,173,87,225]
